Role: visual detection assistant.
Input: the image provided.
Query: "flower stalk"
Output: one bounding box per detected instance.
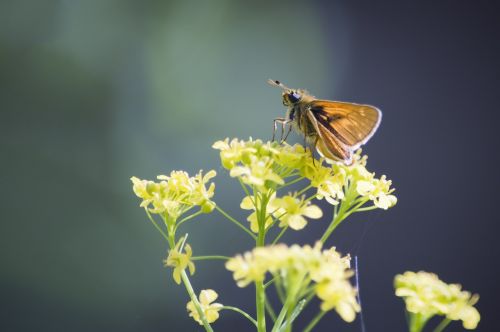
[128,137,479,332]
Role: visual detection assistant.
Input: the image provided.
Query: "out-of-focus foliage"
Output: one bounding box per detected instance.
[1,1,341,331]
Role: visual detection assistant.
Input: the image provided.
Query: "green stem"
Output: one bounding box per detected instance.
[272,301,290,332]
[215,205,257,240]
[265,294,277,322]
[167,233,175,248]
[278,299,306,332]
[319,210,346,244]
[285,298,294,332]
[298,284,315,298]
[302,291,316,307]
[275,278,286,304]
[319,182,361,244]
[272,289,316,332]
[256,281,266,332]
[271,273,305,332]
[191,255,231,261]
[253,186,260,220]
[181,271,214,332]
[433,318,451,332]
[354,205,378,212]
[255,192,270,332]
[258,192,270,242]
[278,176,304,190]
[271,290,295,332]
[409,313,429,332]
[264,275,278,289]
[303,195,316,203]
[238,178,254,204]
[221,306,258,327]
[283,172,301,179]
[302,311,326,332]
[145,209,169,241]
[272,226,288,244]
[346,198,368,213]
[176,210,203,229]
[296,184,312,197]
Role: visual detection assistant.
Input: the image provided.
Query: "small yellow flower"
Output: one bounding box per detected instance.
[225,251,266,287]
[302,161,346,205]
[356,180,375,196]
[130,176,157,208]
[190,170,217,213]
[357,175,397,210]
[273,143,310,169]
[270,194,323,230]
[230,155,284,189]
[186,289,223,325]
[395,271,480,329]
[212,138,261,169]
[316,278,360,322]
[164,238,195,284]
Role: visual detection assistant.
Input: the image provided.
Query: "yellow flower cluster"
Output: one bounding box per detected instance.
[305,151,397,209]
[226,243,360,322]
[164,237,195,284]
[395,271,480,329]
[213,138,397,210]
[213,138,303,191]
[186,289,223,325]
[130,170,216,220]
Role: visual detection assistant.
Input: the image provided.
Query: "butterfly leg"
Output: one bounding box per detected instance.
[272,117,288,142]
[310,136,319,166]
[279,121,286,142]
[281,123,292,143]
[301,135,316,165]
[272,118,285,142]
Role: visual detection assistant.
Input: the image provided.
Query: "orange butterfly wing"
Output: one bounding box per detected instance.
[309,100,382,150]
[305,110,353,164]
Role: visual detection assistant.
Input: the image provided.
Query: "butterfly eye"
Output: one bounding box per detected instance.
[288,92,301,103]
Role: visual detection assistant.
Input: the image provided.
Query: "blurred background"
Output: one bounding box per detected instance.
[1,1,499,331]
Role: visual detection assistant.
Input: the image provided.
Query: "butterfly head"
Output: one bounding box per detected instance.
[282,90,302,106]
[267,79,302,106]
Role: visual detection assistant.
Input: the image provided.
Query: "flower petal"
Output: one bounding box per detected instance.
[199,289,218,305]
[303,205,323,219]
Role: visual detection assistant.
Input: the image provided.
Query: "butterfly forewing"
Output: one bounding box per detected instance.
[306,110,352,163]
[309,100,382,149]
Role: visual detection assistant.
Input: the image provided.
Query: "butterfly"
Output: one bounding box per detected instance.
[268,79,382,165]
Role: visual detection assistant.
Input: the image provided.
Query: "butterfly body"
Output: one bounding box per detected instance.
[287,94,316,138]
[269,79,382,165]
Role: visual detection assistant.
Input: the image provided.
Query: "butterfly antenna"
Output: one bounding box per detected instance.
[267,79,290,90]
